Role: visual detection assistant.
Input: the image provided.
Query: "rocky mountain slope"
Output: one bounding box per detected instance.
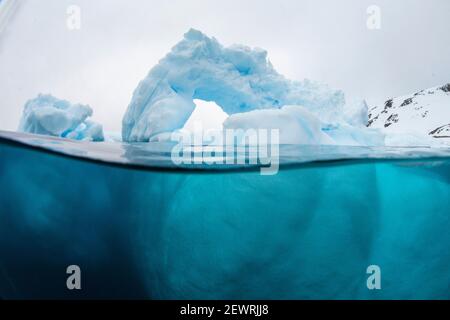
[368,84,450,140]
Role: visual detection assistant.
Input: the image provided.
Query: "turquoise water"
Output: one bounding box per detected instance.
[0,131,449,299]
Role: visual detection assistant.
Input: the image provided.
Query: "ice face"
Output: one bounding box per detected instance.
[224,105,385,146]
[224,106,334,145]
[122,29,352,143]
[18,94,104,141]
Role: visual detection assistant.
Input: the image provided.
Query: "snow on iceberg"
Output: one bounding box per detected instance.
[18,94,104,141]
[224,106,334,145]
[224,105,384,146]
[122,28,373,144]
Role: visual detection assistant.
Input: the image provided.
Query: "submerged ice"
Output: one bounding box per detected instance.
[18,94,104,141]
[0,138,449,299]
[122,29,381,145]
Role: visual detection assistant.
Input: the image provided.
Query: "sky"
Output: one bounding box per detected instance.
[0,0,449,132]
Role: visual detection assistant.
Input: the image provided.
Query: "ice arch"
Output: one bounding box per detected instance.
[122,29,345,142]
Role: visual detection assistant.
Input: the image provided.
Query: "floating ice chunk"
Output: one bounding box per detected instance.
[65,121,104,141]
[224,106,334,145]
[224,105,385,146]
[103,131,123,142]
[384,132,450,147]
[122,29,345,142]
[18,94,104,141]
[322,123,385,146]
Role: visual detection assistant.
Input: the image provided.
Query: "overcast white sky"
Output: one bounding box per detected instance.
[0,0,449,132]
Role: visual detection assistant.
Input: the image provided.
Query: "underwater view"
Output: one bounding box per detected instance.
[0,0,449,306]
[0,131,449,299]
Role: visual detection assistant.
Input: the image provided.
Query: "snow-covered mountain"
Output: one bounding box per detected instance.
[368,84,450,139]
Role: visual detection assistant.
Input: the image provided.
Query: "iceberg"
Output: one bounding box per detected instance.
[18,94,104,141]
[122,29,376,144]
[224,106,334,145]
[224,105,384,146]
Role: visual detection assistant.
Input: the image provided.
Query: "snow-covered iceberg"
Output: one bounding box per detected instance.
[223,106,333,145]
[224,104,384,146]
[122,29,379,145]
[18,94,104,141]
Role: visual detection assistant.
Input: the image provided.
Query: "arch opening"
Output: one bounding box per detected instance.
[183,99,229,134]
